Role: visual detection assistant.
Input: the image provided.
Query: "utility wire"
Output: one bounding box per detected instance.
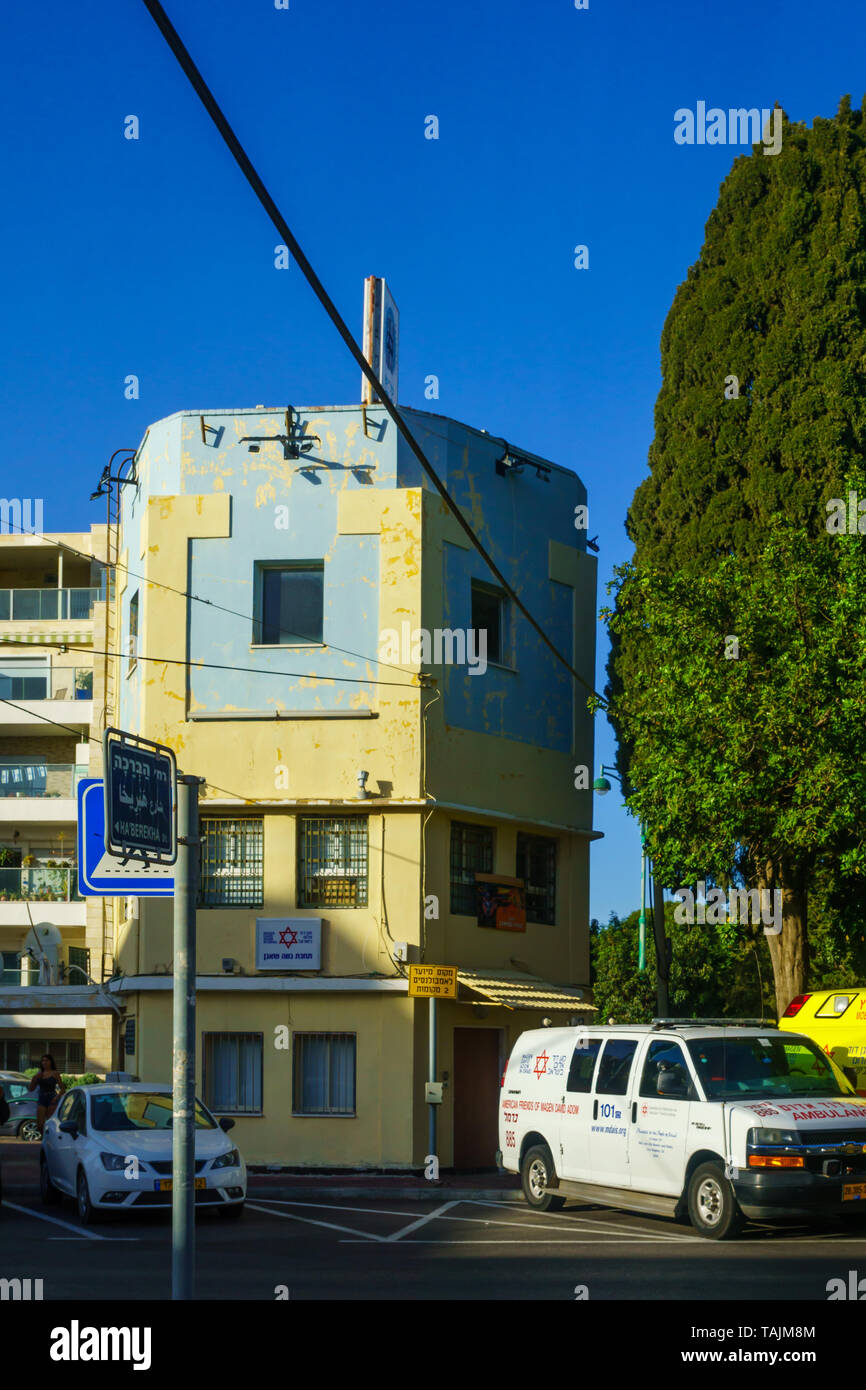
[0,520,422,681]
[0,638,422,689]
[139,0,605,708]
[0,695,414,808]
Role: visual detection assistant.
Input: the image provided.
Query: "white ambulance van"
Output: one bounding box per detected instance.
[498,1020,866,1238]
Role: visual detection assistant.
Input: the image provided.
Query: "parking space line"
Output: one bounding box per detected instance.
[249,1196,701,1242]
[246,1201,387,1241]
[464,1198,703,1242]
[1,1200,108,1240]
[383,1200,457,1242]
[339,1236,706,1245]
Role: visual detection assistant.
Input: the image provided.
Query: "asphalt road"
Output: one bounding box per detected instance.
[3,1186,866,1300]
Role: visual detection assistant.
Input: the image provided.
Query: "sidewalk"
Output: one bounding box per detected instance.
[245,1168,523,1202]
[0,1139,523,1202]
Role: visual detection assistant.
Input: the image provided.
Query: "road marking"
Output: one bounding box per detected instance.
[384,1200,457,1242]
[250,1196,699,1243]
[1,1200,108,1239]
[339,1236,705,1245]
[246,1201,387,1241]
[464,1198,702,1241]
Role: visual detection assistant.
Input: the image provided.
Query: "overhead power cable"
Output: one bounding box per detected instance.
[0,519,424,681]
[139,0,605,708]
[0,637,421,689]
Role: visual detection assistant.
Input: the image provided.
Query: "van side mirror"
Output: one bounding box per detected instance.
[59,1121,78,1137]
[656,1069,689,1098]
[218,1117,235,1132]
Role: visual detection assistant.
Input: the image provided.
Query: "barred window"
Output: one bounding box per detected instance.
[293,1033,356,1115]
[200,819,263,907]
[203,1032,263,1114]
[450,821,494,916]
[298,817,368,908]
[516,832,557,924]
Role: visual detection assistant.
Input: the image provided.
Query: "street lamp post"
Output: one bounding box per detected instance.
[593,764,647,972]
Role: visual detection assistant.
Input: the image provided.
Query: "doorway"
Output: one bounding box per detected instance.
[453,1027,503,1169]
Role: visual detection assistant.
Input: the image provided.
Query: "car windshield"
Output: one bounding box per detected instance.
[89,1091,217,1132]
[687,1036,856,1101]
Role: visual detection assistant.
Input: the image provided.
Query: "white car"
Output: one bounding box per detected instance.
[499,1020,866,1238]
[40,1083,246,1223]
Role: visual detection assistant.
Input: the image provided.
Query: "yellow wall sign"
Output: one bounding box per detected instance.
[407,965,458,999]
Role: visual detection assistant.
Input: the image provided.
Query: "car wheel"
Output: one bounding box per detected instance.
[687,1161,743,1239]
[218,1201,244,1219]
[520,1144,566,1212]
[40,1155,61,1205]
[76,1167,100,1225]
[18,1119,42,1143]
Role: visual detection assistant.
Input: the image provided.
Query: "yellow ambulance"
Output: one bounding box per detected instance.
[779,990,866,1095]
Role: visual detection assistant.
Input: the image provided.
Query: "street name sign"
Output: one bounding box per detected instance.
[103,728,177,865]
[407,964,458,999]
[78,780,174,895]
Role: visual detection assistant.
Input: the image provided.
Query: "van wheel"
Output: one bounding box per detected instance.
[521,1144,566,1212]
[687,1161,743,1239]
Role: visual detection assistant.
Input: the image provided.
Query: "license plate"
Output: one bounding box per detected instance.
[154,1178,207,1192]
[843,1182,866,1201]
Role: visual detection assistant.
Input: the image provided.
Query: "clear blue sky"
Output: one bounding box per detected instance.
[1,0,863,922]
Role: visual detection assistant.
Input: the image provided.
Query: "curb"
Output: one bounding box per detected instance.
[247,1186,524,1202]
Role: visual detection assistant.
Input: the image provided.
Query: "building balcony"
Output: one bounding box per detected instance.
[0,762,86,799]
[0,866,83,908]
[0,586,102,622]
[0,667,92,701]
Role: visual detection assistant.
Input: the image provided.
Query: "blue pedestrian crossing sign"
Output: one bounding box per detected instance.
[78,779,174,896]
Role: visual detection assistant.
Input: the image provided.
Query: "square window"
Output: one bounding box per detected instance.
[293,1033,356,1115]
[203,1032,263,1114]
[254,564,324,645]
[298,818,368,908]
[199,819,263,907]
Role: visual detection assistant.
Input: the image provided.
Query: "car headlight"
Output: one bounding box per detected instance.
[211,1148,240,1170]
[99,1152,128,1171]
[747,1128,801,1147]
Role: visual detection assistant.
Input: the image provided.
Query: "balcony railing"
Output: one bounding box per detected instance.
[0,866,82,902]
[0,763,87,799]
[0,667,92,701]
[0,586,102,622]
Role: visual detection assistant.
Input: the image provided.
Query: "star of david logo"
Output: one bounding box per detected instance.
[533,1051,549,1079]
[279,926,298,948]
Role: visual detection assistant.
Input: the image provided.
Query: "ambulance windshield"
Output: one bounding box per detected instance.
[686,1036,857,1101]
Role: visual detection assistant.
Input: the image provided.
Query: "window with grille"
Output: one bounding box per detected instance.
[450,821,494,915]
[203,1032,263,1113]
[199,819,264,907]
[516,832,557,925]
[293,1033,356,1115]
[298,817,368,908]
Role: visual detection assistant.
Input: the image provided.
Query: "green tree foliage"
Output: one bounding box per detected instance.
[606,98,866,1014]
[602,526,866,1016]
[590,904,774,1025]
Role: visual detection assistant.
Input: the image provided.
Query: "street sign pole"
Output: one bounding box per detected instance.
[428,996,437,1162]
[172,774,203,1301]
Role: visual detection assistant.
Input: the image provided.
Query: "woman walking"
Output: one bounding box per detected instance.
[28,1054,65,1136]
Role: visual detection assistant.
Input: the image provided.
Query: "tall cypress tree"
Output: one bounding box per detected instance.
[605,98,866,1015]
